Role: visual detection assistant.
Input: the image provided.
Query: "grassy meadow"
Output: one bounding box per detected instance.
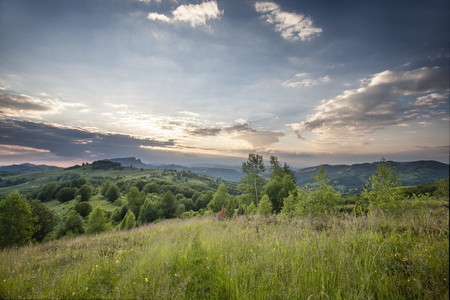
[1,209,448,299]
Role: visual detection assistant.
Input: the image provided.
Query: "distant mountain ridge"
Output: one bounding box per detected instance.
[0,163,61,174]
[294,160,449,193]
[1,158,447,193]
[106,157,449,193]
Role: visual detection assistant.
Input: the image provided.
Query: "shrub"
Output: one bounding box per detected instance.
[58,210,85,237]
[55,187,76,203]
[258,195,272,216]
[74,202,93,218]
[86,207,110,234]
[120,210,136,230]
[76,184,93,202]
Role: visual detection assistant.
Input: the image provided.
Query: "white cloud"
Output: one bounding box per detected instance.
[147,1,223,27]
[291,67,449,139]
[282,73,329,87]
[255,1,322,42]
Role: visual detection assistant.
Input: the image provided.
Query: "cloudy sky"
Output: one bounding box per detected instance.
[0,0,449,167]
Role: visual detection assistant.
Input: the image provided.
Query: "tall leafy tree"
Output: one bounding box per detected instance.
[0,192,37,248]
[73,202,93,218]
[55,187,76,202]
[29,200,59,242]
[86,206,110,234]
[238,153,266,207]
[258,195,272,216]
[127,186,142,217]
[58,210,85,237]
[160,191,177,219]
[298,165,341,216]
[101,180,113,196]
[76,184,93,202]
[363,158,404,214]
[265,156,297,213]
[138,199,162,224]
[120,210,136,230]
[105,184,121,202]
[207,183,231,213]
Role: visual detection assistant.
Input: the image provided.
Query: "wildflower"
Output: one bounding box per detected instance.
[175,273,180,277]
[145,278,148,282]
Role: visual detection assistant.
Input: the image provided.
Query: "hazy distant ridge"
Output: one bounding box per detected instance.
[106,157,449,191]
[0,163,61,174]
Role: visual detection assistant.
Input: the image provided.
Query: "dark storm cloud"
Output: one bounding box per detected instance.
[0,119,175,159]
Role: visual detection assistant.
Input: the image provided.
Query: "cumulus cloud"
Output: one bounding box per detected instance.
[147,1,223,27]
[255,1,322,42]
[0,119,175,159]
[291,67,449,138]
[282,73,329,88]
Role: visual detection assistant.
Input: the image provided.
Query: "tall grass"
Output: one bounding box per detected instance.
[0,210,448,299]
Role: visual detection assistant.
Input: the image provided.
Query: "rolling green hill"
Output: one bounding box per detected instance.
[0,162,237,199]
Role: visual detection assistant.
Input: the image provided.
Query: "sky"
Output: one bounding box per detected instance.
[0,0,449,168]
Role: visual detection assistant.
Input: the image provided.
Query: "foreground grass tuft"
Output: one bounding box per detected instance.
[1,211,448,299]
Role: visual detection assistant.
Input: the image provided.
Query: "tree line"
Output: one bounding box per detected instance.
[0,154,448,249]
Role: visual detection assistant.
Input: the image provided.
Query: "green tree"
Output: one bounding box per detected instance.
[55,187,76,202]
[238,153,266,207]
[73,201,93,218]
[0,192,37,248]
[434,177,449,200]
[105,184,121,202]
[86,206,110,234]
[138,199,162,224]
[29,200,59,242]
[143,182,160,194]
[120,210,136,230]
[298,165,341,216]
[71,178,88,189]
[207,183,231,213]
[160,191,177,219]
[258,195,272,216]
[75,184,93,202]
[110,205,128,225]
[38,182,59,202]
[127,186,142,217]
[195,191,214,210]
[265,156,297,213]
[363,158,404,215]
[100,180,113,196]
[58,210,85,237]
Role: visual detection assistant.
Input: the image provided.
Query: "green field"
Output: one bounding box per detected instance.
[1,210,448,299]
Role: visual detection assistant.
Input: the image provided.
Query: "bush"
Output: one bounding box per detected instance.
[74,202,93,218]
[120,210,136,230]
[105,184,121,202]
[86,207,110,234]
[76,184,93,202]
[58,210,85,237]
[56,187,76,203]
[29,200,59,242]
[138,199,162,225]
[258,195,272,216]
